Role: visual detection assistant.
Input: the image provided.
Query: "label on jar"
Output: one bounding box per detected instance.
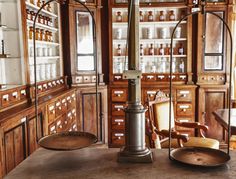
[170,15,175,21]
[159,48,164,55]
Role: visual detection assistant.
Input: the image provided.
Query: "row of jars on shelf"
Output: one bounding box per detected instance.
[29,27,54,42]
[115,43,184,56]
[27,0,52,12]
[113,57,185,74]
[29,45,54,57]
[30,63,57,83]
[115,10,185,22]
[115,26,182,39]
[26,9,54,27]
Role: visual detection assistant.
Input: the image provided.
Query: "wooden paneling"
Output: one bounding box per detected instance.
[4,123,26,174]
[198,86,228,142]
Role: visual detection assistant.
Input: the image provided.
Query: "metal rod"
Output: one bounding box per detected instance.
[33,0,98,143]
[169,6,233,158]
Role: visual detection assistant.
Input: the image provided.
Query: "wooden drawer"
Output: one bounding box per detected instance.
[56,118,63,133]
[61,97,67,113]
[10,91,19,103]
[47,103,55,124]
[112,132,125,146]
[1,93,10,107]
[176,103,193,116]
[19,89,27,100]
[176,89,193,102]
[111,89,127,102]
[112,117,125,130]
[145,74,156,82]
[55,100,62,117]
[49,122,56,134]
[111,104,125,116]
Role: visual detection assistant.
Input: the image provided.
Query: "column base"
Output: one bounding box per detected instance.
[117,147,153,163]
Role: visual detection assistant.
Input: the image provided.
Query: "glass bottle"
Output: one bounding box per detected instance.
[30,11,35,21]
[169,10,175,21]
[116,11,122,22]
[140,58,145,73]
[49,32,53,42]
[159,11,165,21]
[151,61,156,73]
[45,30,49,41]
[178,43,184,55]
[40,29,45,41]
[47,3,52,12]
[159,44,164,55]
[179,59,185,73]
[26,9,31,20]
[160,58,167,73]
[38,14,42,23]
[140,44,144,56]
[29,26,34,40]
[171,57,176,73]
[140,11,144,22]
[148,11,154,22]
[165,44,171,55]
[149,43,154,55]
[117,44,122,56]
[35,28,40,40]
[42,1,46,10]
[37,0,41,7]
[30,0,35,4]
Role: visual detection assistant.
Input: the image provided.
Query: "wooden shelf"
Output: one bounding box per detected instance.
[25,1,58,18]
[27,19,58,32]
[28,39,60,46]
[113,55,187,58]
[112,21,187,27]
[113,38,187,43]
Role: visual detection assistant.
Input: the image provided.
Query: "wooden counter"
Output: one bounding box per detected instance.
[5,148,236,179]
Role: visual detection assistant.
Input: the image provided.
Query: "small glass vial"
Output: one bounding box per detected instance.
[140,11,144,22]
[148,11,154,22]
[151,62,156,73]
[45,30,49,41]
[117,44,122,56]
[179,59,185,73]
[169,10,175,21]
[140,58,145,73]
[116,11,122,22]
[37,0,41,7]
[29,26,34,40]
[149,43,154,55]
[159,11,165,21]
[35,28,40,40]
[47,3,52,12]
[178,43,184,55]
[49,32,53,42]
[159,44,164,55]
[160,58,167,73]
[140,44,144,56]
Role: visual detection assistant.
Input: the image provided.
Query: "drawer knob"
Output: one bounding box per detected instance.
[118,137,121,139]
[182,94,187,97]
[182,109,187,112]
[118,122,121,125]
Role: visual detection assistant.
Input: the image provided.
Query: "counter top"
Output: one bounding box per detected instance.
[5,147,236,179]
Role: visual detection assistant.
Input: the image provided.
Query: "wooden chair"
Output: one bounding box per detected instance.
[146,91,220,149]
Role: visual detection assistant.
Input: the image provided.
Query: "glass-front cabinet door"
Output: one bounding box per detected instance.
[76,11,95,72]
[203,11,224,71]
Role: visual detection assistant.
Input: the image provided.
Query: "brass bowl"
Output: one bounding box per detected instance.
[38,131,98,150]
[170,147,230,167]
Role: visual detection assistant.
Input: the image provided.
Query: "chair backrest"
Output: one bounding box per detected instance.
[148,91,175,131]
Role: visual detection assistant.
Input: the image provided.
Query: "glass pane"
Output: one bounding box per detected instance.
[77,56,95,71]
[76,11,94,54]
[204,56,223,70]
[205,12,224,53]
